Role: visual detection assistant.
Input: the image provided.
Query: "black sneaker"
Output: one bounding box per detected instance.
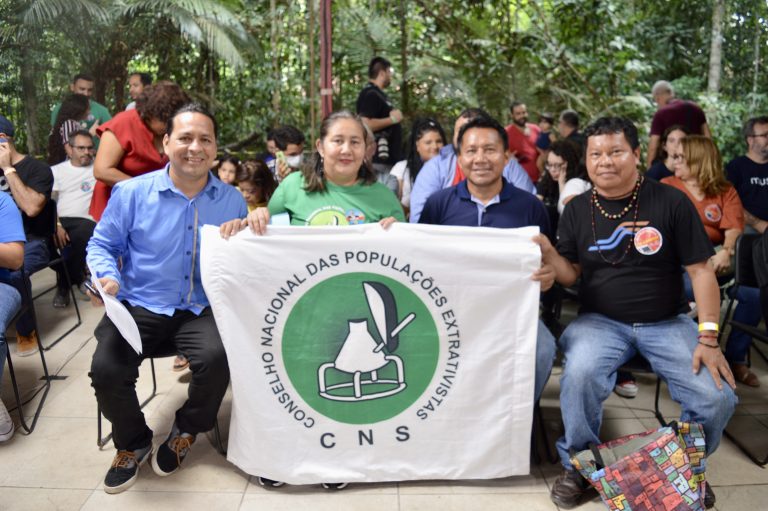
[104,444,152,494]
[704,483,716,509]
[550,468,593,509]
[52,289,70,308]
[151,422,195,476]
[321,482,349,490]
[257,476,286,488]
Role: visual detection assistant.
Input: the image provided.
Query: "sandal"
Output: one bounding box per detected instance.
[731,363,760,388]
[172,354,190,372]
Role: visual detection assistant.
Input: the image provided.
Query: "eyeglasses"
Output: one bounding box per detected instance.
[72,145,94,151]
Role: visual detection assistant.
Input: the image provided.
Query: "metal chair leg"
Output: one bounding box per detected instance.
[5,336,52,434]
[41,262,82,351]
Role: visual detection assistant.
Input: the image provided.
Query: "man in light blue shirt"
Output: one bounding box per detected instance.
[409,108,536,223]
[87,103,246,494]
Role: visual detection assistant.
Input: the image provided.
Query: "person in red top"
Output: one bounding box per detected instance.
[90,81,189,221]
[505,101,541,183]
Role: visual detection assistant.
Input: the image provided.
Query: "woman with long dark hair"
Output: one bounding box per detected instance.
[47,94,90,165]
[390,118,447,214]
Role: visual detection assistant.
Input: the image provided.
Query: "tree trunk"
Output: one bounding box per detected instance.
[270,0,281,125]
[19,47,41,154]
[707,0,725,95]
[752,12,761,111]
[309,0,317,140]
[399,0,409,114]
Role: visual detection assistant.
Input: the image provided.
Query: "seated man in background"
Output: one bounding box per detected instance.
[419,115,556,403]
[0,114,54,357]
[409,108,536,223]
[540,117,736,509]
[51,129,97,307]
[87,104,247,494]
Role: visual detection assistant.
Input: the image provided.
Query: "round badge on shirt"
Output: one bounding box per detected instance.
[704,204,722,222]
[634,226,663,255]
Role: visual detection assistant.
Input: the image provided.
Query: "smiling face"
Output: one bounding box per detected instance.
[458,127,507,191]
[164,111,217,189]
[585,132,640,197]
[316,118,366,187]
[415,129,444,162]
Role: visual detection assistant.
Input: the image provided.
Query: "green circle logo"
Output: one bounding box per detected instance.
[306,206,350,226]
[282,272,439,424]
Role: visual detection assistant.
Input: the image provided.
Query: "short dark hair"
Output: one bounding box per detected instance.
[368,57,391,79]
[129,72,153,86]
[744,116,768,140]
[457,107,491,122]
[559,109,580,129]
[72,73,95,84]
[455,116,508,154]
[166,102,218,138]
[67,129,92,147]
[583,116,640,150]
[509,101,525,113]
[273,125,305,150]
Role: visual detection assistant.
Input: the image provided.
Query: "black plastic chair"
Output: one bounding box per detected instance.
[29,198,82,350]
[718,233,768,467]
[6,266,52,434]
[97,345,226,455]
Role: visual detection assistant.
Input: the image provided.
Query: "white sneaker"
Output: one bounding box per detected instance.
[0,399,15,442]
[614,380,639,398]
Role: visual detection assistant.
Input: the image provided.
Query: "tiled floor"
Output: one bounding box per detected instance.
[1,269,767,510]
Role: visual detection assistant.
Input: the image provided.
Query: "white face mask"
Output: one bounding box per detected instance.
[285,154,303,168]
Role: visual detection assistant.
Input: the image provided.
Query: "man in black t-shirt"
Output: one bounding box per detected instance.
[537,117,736,510]
[0,114,54,357]
[356,57,403,173]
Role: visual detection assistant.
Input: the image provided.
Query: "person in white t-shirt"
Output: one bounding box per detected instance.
[390,117,447,217]
[50,129,97,308]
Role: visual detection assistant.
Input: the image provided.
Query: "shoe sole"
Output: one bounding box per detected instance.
[172,364,190,372]
[321,482,349,490]
[257,477,286,488]
[104,448,152,494]
[613,387,638,399]
[16,349,39,358]
[150,449,182,477]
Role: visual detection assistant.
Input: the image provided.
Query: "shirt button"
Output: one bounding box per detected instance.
[188,225,193,230]
[186,251,191,255]
[185,276,189,280]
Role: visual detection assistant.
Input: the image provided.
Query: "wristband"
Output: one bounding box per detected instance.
[698,322,719,333]
[390,114,398,124]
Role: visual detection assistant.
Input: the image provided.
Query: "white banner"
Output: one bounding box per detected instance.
[201,223,540,484]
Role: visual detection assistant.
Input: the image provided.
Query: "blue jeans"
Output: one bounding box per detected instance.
[0,282,22,383]
[556,313,737,469]
[725,286,761,364]
[8,238,50,336]
[535,319,556,403]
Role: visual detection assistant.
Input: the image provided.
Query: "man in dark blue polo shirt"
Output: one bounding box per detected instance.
[419,116,555,402]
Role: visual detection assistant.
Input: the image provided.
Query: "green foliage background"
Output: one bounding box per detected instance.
[1,0,766,163]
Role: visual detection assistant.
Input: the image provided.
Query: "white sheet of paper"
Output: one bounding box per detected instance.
[270,212,290,226]
[88,265,142,355]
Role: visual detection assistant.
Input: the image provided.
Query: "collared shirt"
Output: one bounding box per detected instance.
[418,178,550,237]
[87,166,247,315]
[409,144,536,223]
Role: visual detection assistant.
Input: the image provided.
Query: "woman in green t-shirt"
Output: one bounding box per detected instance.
[222,111,404,237]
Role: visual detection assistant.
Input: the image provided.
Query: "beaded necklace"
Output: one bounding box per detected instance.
[590,177,643,265]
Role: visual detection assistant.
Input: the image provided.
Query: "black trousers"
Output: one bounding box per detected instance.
[89,305,229,451]
[55,216,96,290]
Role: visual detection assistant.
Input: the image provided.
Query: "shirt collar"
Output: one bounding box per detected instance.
[456,178,512,201]
[155,164,219,199]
